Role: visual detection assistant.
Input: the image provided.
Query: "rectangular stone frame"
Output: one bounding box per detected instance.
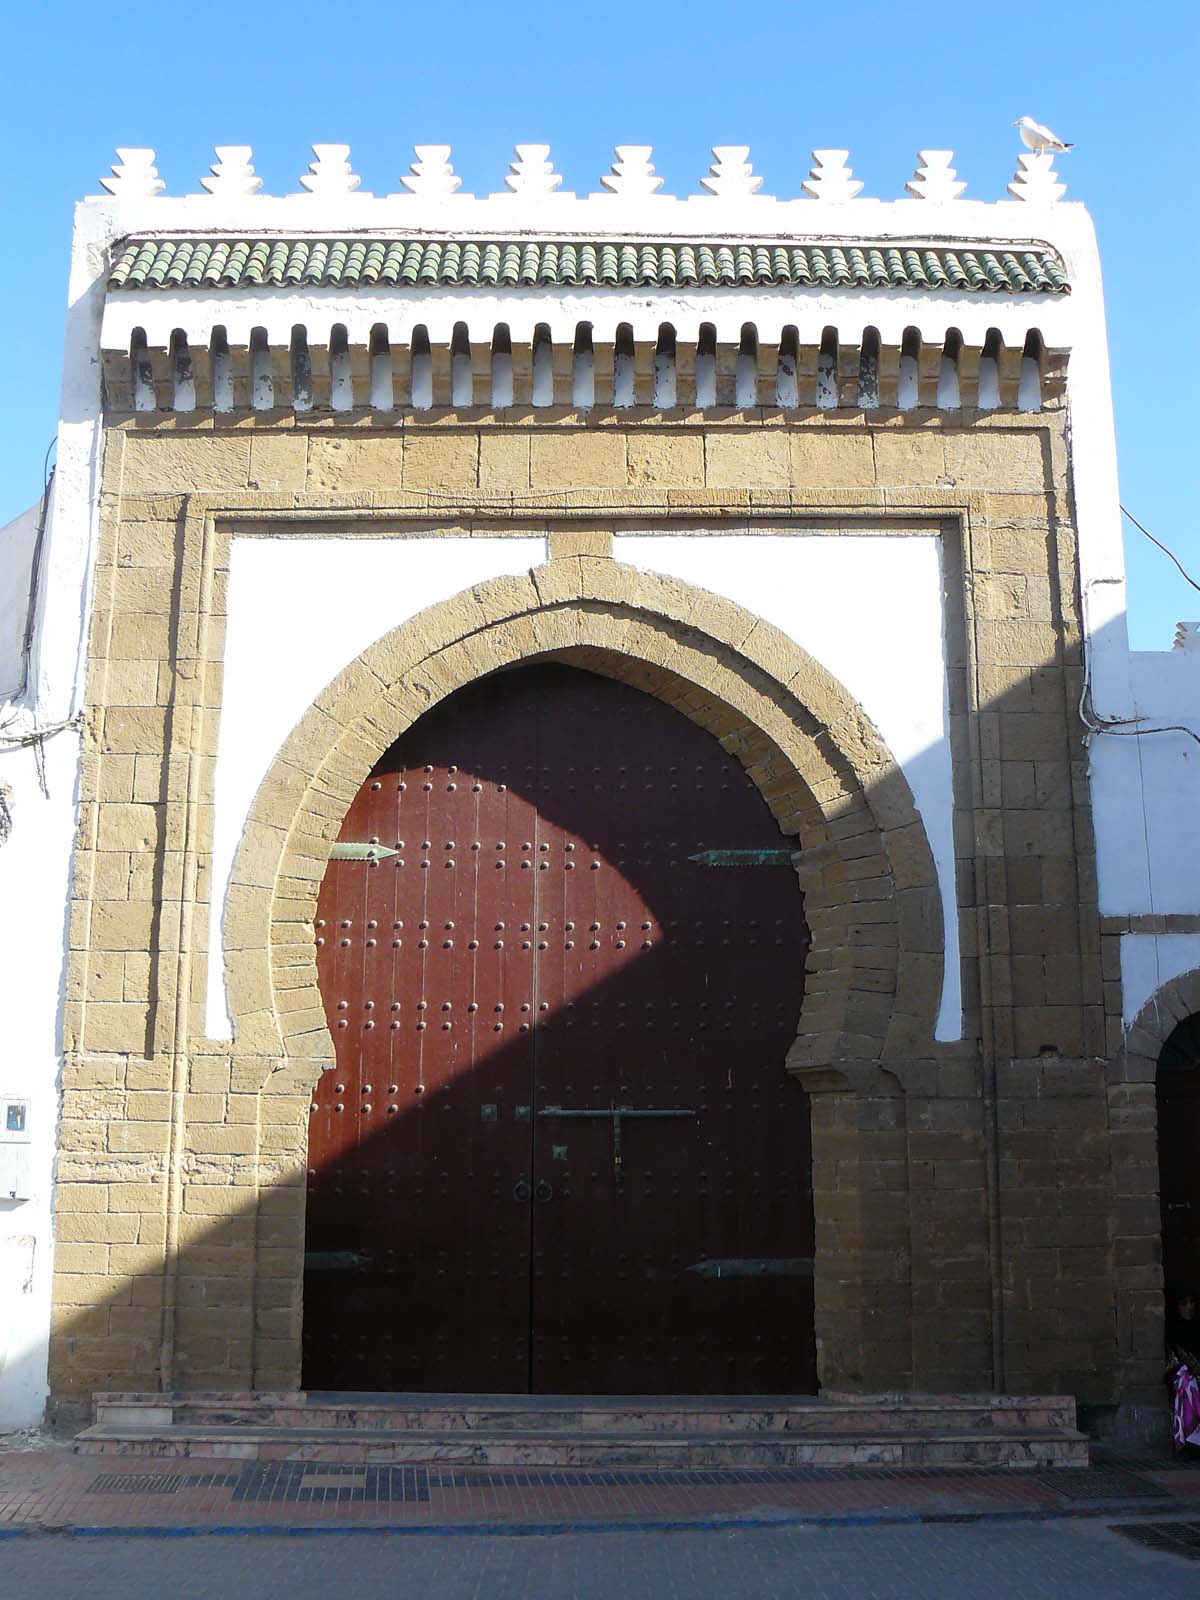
[51,409,1113,1418]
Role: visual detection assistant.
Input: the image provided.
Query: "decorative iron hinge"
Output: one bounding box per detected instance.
[686,1258,815,1278]
[329,842,398,861]
[304,1250,373,1272]
[688,849,798,867]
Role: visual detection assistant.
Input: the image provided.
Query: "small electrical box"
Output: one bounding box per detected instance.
[0,1098,31,1200]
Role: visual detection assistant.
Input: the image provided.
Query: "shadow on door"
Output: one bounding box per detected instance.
[302,664,815,1395]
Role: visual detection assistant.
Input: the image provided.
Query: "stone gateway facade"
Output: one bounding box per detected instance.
[6,139,1189,1438]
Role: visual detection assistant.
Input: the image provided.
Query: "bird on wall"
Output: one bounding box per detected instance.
[1013,116,1074,153]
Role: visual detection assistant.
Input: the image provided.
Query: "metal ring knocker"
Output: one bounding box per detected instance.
[513,1178,532,1203]
[534,1178,554,1205]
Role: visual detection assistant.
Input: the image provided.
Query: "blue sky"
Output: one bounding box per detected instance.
[3,1,1196,647]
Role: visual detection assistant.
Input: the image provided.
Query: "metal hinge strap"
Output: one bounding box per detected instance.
[329,842,398,861]
[688,848,798,867]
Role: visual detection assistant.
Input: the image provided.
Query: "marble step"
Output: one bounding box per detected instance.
[74,1423,1090,1469]
[90,1392,1080,1437]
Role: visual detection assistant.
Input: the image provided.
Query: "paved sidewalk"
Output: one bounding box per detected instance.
[2,1439,1200,1536]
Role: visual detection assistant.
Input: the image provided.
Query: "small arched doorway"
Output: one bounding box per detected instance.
[301,662,815,1394]
[1158,1012,1200,1298]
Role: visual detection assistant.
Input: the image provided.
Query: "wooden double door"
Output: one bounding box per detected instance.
[303,664,815,1393]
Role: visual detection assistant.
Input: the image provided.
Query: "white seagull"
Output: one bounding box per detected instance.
[1013,116,1074,154]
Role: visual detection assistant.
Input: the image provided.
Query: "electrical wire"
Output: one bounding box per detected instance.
[1076,506,1200,749]
[0,712,84,748]
[1122,503,1200,597]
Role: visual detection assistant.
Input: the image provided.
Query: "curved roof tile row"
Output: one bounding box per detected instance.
[109,237,1070,294]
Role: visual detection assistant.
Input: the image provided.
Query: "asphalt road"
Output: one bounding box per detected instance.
[1,1515,1199,1599]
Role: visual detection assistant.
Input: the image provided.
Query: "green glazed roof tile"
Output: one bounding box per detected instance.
[108,236,1070,294]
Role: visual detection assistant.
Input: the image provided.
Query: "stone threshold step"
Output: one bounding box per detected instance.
[95,1391,1078,1412]
[92,1393,1079,1434]
[160,1411,1073,1436]
[75,1424,1090,1468]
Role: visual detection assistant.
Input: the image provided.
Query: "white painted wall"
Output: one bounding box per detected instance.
[0,501,41,698]
[1092,650,1200,919]
[208,530,959,1042]
[619,533,959,1040]
[0,197,109,1429]
[0,733,79,1427]
[1090,645,1200,1027]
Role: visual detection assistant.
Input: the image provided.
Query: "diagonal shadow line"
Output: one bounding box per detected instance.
[302,662,815,1395]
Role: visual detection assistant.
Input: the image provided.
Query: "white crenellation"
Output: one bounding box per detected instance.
[802,150,864,203]
[200,146,262,197]
[299,143,364,196]
[905,150,966,202]
[85,137,1108,213]
[398,145,463,197]
[699,146,765,199]
[598,146,664,197]
[1007,151,1067,204]
[500,144,569,198]
[100,148,165,199]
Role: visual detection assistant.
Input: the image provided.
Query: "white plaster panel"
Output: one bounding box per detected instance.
[1092,651,1200,917]
[207,536,547,1039]
[0,502,41,698]
[0,733,78,1427]
[618,533,959,1040]
[0,196,110,1429]
[1120,934,1200,1030]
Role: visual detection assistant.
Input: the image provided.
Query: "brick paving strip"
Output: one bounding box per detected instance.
[3,1445,1200,1537]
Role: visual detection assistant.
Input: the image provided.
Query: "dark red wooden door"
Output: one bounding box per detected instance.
[304,664,815,1393]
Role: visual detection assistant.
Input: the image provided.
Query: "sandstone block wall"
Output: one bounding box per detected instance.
[49,403,1138,1415]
